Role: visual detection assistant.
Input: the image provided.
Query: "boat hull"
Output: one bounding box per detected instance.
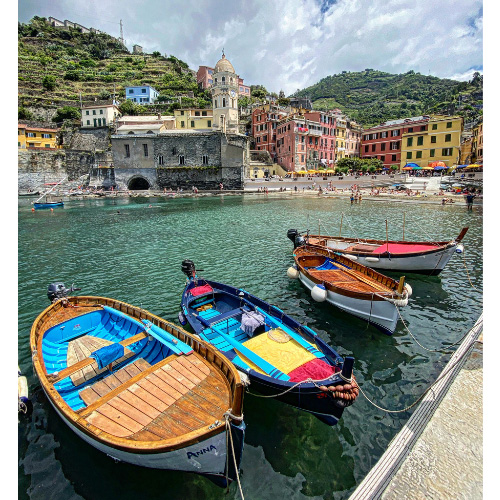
[34,202,64,209]
[326,241,459,275]
[45,393,245,483]
[298,272,398,335]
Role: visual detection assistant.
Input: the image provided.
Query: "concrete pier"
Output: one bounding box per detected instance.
[349,315,483,500]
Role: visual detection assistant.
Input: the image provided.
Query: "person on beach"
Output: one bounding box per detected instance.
[466,192,475,211]
[350,194,354,204]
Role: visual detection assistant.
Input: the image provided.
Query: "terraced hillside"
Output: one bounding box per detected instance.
[18,16,210,118]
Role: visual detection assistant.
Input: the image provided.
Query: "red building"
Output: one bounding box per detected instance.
[361,116,430,168]
[252,106,288,160]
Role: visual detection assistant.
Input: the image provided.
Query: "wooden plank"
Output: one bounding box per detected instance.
[169,360,202,385]
[90,379,116,398]
[128,384,168,413]
[97,403,144,434]
[114,367,134,384]
[149,411,197,436]
[168,397,216,427]
[79,387,101,406]
[123,363,143,379]
[176,356,208,381]
[106,396,153,427]
[146,372,183,400]
[137,378,177,406]
[160,364,196,390]
[129,429,162,442]
[150,369,190,398]
[191,378,229,412]
[116,391,161,420]
[86,411,131,437]
[100,373,124,391]
[134,358,153,371]
[184,392,225,419]
[145,421,178,439]
[78,355,177,419]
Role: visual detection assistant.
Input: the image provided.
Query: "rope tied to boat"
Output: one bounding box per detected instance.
[223,410,245,500]
[461,248,480,291]
[18,399,28,414]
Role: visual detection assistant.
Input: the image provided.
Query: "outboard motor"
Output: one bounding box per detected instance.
[181,260,196,279]
[47,282,80,303]
[287,229,306,249]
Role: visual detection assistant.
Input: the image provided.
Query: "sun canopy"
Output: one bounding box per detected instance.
[428,161,446,168]
[465,164,482,170]
[434,166,447,170]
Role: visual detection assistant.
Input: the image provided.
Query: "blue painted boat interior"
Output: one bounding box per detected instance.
[306,258,346,271]
[42,308,175,411]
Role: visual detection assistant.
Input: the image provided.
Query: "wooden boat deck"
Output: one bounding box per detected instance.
[307,269,393,294]
[77,353,230,440]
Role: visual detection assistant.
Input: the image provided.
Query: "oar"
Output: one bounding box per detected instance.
[141,319,193,355]
[215,327,290,381]
[256,307,325,359]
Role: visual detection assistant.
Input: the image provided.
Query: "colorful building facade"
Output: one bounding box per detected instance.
[471,122,483,163]
[174,109,213,130]
[81,104,121,128]
[197,65,250,96]
[124,85,159,104]
[18,123,60,149]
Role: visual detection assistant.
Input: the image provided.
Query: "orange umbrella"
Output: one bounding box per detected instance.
[428,161,446,168]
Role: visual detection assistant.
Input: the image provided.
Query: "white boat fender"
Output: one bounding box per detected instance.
[343,254,358,261]
[393,297,409,307]
[365,257,380,263]
[311,284,328,302]
[456,243,464,254]
[287,266,299,279]
[404,283,413,298]
[18,371,32,416]
[178,310,187,326]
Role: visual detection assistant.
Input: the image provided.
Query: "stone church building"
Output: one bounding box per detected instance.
[110,52,249,190]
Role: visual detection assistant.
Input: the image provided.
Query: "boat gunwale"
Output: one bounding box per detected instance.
[30,295,244,454]
[293,245,401,300]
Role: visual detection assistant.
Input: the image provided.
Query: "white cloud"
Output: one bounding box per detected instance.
[18,0,483,95]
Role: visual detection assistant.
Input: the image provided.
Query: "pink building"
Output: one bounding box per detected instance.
[252,106,288,160]
[304,111,337,166]
[197,66,250,96]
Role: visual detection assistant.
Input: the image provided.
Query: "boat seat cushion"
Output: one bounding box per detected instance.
[189,284,213,297]
[288,358,339,382]
[371,243,440,255]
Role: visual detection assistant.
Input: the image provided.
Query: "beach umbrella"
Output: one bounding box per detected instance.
[456,165,467,169]
[403,163,419,169]
[428,161,446,168]
[465,164,482,170]
[412,165,423,170]
[434,166,447,170]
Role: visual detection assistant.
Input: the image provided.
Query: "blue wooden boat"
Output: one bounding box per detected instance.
[31,286,246,487]
[33,201,64,209]
[179,260,358,426]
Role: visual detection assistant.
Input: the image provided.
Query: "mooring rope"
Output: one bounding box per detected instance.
[461,248,480,291]
[223,411,245,500]
[246,376,336,399]
[355,329,482,414]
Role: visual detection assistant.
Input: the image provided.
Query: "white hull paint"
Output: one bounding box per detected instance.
[326,241,459,273]
[299,273,398,334]
[47,396,232,476]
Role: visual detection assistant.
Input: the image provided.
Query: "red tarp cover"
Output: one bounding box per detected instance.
[371,243,440,255]
[189,284,213,296]
[288,358,339,382]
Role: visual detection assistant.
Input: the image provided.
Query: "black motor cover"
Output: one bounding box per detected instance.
[47,282,70,302]
[181,259,196,278]
[286,229,305,248]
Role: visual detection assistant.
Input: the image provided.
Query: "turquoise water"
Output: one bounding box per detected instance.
[18,194,483,500]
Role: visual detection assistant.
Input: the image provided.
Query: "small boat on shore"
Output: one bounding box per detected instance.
[33,201,64,209]
[289,245,410,335]
[179,260,358,427]
[287,227,468,276]
[31,284,245,487]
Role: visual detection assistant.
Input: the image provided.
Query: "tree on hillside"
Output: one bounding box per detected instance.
[18,107,33,120]
[42,75,56,91]
[119,99,139,116]
[53,106,80,123]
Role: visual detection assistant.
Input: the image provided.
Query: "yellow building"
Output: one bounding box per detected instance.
[174,109,213,130]
[400,115,463,168]
[471,122,483,163]
[18,123,60,149]
[335,116,347,161]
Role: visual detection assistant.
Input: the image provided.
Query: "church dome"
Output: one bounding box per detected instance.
[214,53,235,74]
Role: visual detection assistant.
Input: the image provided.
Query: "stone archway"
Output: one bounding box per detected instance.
[128,176,150,190]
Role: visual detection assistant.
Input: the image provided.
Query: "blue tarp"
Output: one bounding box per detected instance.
[91,343,124,369]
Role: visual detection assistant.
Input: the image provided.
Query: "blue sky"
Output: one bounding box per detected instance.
[17,0,483,95]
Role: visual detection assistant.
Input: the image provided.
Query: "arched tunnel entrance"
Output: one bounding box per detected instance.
[128,176,150,190]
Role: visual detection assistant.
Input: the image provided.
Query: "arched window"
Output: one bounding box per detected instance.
[222,76,226,83]
[128,131,135,134]
[213,98,217,108]
[179,155,185,165]
[222,98,226,107]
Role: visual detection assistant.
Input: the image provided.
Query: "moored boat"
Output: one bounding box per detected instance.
[287,227,468,276]
[289,245,411,335]
[33,201,64,209]
[30,284,245,487]
[179,260,358,427]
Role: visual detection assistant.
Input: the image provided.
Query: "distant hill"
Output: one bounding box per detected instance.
[291,69,483,127]
[18,16,211,119]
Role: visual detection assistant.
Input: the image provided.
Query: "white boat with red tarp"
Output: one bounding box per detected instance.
[287,227,468,276]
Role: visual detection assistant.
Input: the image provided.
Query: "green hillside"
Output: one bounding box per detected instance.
[18,16,211,118]
[291,69,483,127]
